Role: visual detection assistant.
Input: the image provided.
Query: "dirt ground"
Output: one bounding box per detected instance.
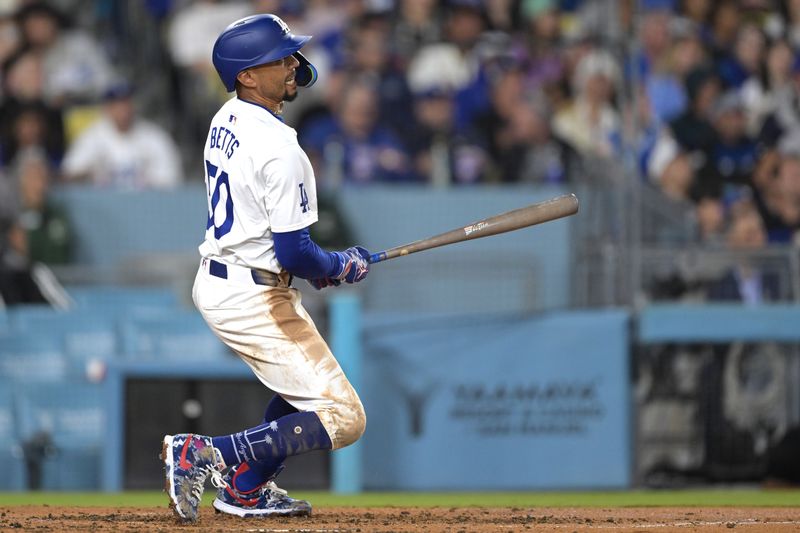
[2,506,800,532]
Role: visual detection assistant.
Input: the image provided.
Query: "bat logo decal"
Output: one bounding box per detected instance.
[463,222,488,236]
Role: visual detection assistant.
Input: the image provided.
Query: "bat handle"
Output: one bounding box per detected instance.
[368,251,387,264]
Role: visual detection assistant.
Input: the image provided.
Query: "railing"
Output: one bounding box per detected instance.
[571,156,800,308]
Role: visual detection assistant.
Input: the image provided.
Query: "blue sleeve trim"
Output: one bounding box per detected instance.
[273,228,339,279]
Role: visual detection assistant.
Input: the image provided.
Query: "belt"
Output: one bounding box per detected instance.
[203,258,292,288]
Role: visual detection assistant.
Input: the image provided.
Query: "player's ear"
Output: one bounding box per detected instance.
[236,69,257,88]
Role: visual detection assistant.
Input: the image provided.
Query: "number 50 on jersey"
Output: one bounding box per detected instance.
[205,159,234,239]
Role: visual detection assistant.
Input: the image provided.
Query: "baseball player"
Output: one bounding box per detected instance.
[161,14,370,522]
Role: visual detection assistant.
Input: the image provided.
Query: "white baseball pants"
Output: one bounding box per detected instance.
[192,260,366,450]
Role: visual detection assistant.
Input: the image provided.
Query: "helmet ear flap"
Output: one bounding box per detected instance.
[293,51,318,88]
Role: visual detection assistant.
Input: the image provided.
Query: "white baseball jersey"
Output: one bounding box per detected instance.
[193,98,364,449]
[62,116,183,189]
[199,97,318,274]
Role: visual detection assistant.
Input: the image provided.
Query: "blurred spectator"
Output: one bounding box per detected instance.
[14,147,72,265]
[0,168,14,222]
[706,203,780,303]
[649,67,720,180]
[484,0,515,32]
[617,83,661,177]
[391,0,441,67]
[301,78,411,187]
[574,0,633,45]
[695,193,725,244]
[553,49,621,158]
[753,152,800,244]
[340,12,414,140]
[299,0,382,78]
[657,151,694,201]
[472,66,525,157]
[515,0,564,96]
[645,25,706,126]
[678,0,712,34]
[0,48,65,166]
[61,83,183,189]
[670,66,720,152]
[166,0,249,146]
[717,23,765,89]
[759,56,800,152]
[14,1,114,105]
[407,20,474,95]
[740,38,794,137]
[707,1,741,65]
[636,4,674,84]
[0,6,20,68]
[167,0,249,73]
[0,99,64,167]
[784,0,800,50]
[405,86,488,185]
[0,216,69,308]
[699,91,757,191]
[407,0,490,130]
[494,97,578,184]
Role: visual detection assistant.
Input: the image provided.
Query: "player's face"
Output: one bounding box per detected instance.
[243,54,300,104]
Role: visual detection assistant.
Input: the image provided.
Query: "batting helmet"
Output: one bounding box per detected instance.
[212,14,318,93]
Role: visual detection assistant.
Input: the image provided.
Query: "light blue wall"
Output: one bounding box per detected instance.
[639,304,800,342]
[52,185,208,266]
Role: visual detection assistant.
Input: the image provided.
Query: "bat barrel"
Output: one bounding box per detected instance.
[367,193,579,264]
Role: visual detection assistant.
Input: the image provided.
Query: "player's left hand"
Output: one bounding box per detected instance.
[331,246,370,284]
[308,277,341,290]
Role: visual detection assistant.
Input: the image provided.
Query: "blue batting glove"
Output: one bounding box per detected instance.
[331,246,370,284]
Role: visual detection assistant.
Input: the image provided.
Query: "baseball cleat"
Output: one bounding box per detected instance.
[212,466,311,518]
[162,434,226,523]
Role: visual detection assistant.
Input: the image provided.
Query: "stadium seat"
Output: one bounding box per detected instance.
[0,334,67,383]
[66,285,181,314]
[6,304,67,328]
[13,383,105,490]
[119,311,231,361]
[9,309,117,356]
[7,308,118,379]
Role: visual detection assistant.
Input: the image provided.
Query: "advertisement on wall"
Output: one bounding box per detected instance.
[361,310,631,490]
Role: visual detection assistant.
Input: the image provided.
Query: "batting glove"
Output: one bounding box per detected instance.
[331,246,370,284]
[308,277,341,290]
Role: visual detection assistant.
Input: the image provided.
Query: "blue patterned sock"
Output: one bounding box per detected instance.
[212,411,332,469]
[227,395,299,493]
[262,394,299,421]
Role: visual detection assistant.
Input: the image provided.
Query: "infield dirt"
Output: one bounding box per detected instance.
[1,506,799,532]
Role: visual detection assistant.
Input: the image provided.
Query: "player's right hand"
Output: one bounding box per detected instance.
[331,246,370,284]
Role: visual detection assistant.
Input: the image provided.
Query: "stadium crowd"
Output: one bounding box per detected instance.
[0,0,798,304]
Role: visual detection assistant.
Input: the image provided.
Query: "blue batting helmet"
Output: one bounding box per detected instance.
[212,14,318,92]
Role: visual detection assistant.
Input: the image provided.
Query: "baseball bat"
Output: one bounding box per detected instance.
[368,193,579,264]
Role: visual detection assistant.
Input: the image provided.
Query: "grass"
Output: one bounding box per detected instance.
[0,489,798,508]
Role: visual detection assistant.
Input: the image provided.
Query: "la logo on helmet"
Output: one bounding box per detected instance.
[274,16,290,35]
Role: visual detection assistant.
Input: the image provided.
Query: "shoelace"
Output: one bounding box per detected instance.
[264,480,288,498]
[190,466,227,501]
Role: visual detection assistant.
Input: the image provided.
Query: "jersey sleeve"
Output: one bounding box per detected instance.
[262,144,318,233]
[62,124,102,179]
[143,124,183,188]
